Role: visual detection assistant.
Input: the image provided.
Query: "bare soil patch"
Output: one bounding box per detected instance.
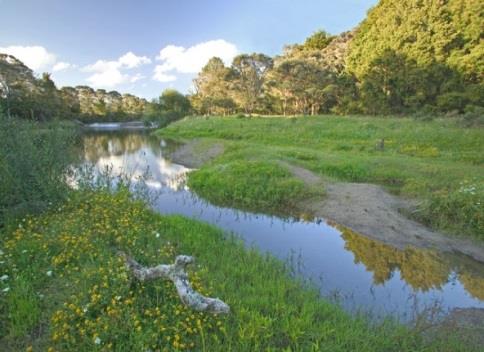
[168,139,224,168]
[283,163,484,263]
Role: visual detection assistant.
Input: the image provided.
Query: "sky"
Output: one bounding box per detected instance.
[0,0,377,99]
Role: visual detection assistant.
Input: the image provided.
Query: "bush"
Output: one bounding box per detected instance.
[418,180,483,239]
[460,105,484,127]
[436,92,469,113]
[0,114,78,227]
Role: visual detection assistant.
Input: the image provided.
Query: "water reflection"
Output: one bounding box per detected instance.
[341,227,484,299]
[79,131,484,320]
[81,131,188,191]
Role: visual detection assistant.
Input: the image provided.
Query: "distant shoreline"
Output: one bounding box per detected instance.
[81,120,158,131]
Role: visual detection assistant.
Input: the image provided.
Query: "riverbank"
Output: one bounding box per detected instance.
[157,115,484,244]
[0,190,476,351]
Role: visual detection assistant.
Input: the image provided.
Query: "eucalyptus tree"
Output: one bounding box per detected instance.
[193,57,235,115]
[267,59,337,115]
[231,53,273,114]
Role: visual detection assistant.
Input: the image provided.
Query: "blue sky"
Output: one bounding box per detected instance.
[0,0,377,99]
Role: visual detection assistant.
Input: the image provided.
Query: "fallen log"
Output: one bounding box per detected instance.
[119,252,230,314]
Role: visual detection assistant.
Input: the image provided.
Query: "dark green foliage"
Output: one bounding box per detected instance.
[347,0,483,115]
[0,113,78,227]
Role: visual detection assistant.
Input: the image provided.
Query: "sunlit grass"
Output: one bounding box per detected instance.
[0,191,473,351]
[159,115,484,238]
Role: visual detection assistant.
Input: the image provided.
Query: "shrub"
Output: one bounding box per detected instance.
[0,113,78,227]
[436,92,469,113]
[460,105,484,127]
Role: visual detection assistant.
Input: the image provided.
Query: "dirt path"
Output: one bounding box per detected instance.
[282,162,484,263]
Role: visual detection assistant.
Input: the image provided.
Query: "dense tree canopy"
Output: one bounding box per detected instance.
[231,53,273,114]
[192,57,235,115]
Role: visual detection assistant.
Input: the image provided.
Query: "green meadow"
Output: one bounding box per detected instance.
[159,115,484,239]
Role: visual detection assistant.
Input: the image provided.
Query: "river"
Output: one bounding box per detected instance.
[78,129,484,322]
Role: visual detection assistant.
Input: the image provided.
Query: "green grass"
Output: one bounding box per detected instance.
[189,160,321,216]
[0,191,473,351]
[159,115,484,239]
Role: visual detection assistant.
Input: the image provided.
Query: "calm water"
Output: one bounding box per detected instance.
[79,130,484,321]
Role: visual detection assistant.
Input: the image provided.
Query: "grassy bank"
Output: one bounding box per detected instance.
[0,191,474,351]
[158,115,484,239]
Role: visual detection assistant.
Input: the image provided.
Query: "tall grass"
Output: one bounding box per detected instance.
[0,114,78,227]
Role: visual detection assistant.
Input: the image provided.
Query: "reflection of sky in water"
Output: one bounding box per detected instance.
[81,131,484,322]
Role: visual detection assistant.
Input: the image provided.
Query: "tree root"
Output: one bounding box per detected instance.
[119,252,230,314]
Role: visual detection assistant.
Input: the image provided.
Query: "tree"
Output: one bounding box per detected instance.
[59,87,81,119]
[231,53,273,114]
[346,0,483,108]
[265,61,296,116]
[267,59,337,115]
[159,89,191,115]
[193,57,235,115]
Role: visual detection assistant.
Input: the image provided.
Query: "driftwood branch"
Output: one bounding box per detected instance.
[119,252,230,314]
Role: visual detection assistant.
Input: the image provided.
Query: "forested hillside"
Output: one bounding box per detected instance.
[0,54,149,122]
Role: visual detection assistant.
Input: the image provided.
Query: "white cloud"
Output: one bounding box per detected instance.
[129,73,145,83]
[118,52,151,69]
[86,68,128,88]
[83,52,150,88]
[153,39,238,82]
[0,45,56,71]
[153,66,177,82]
[52,61,76,72]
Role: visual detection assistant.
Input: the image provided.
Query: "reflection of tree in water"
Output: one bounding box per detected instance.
[82,132,161,162]
[341,227,449,292]
[398,248,449,292]
[459,272,484,300]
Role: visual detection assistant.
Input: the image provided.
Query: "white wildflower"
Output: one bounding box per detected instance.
[94,337,101,345]
[0,275,8,281]
[46,270,53,277]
